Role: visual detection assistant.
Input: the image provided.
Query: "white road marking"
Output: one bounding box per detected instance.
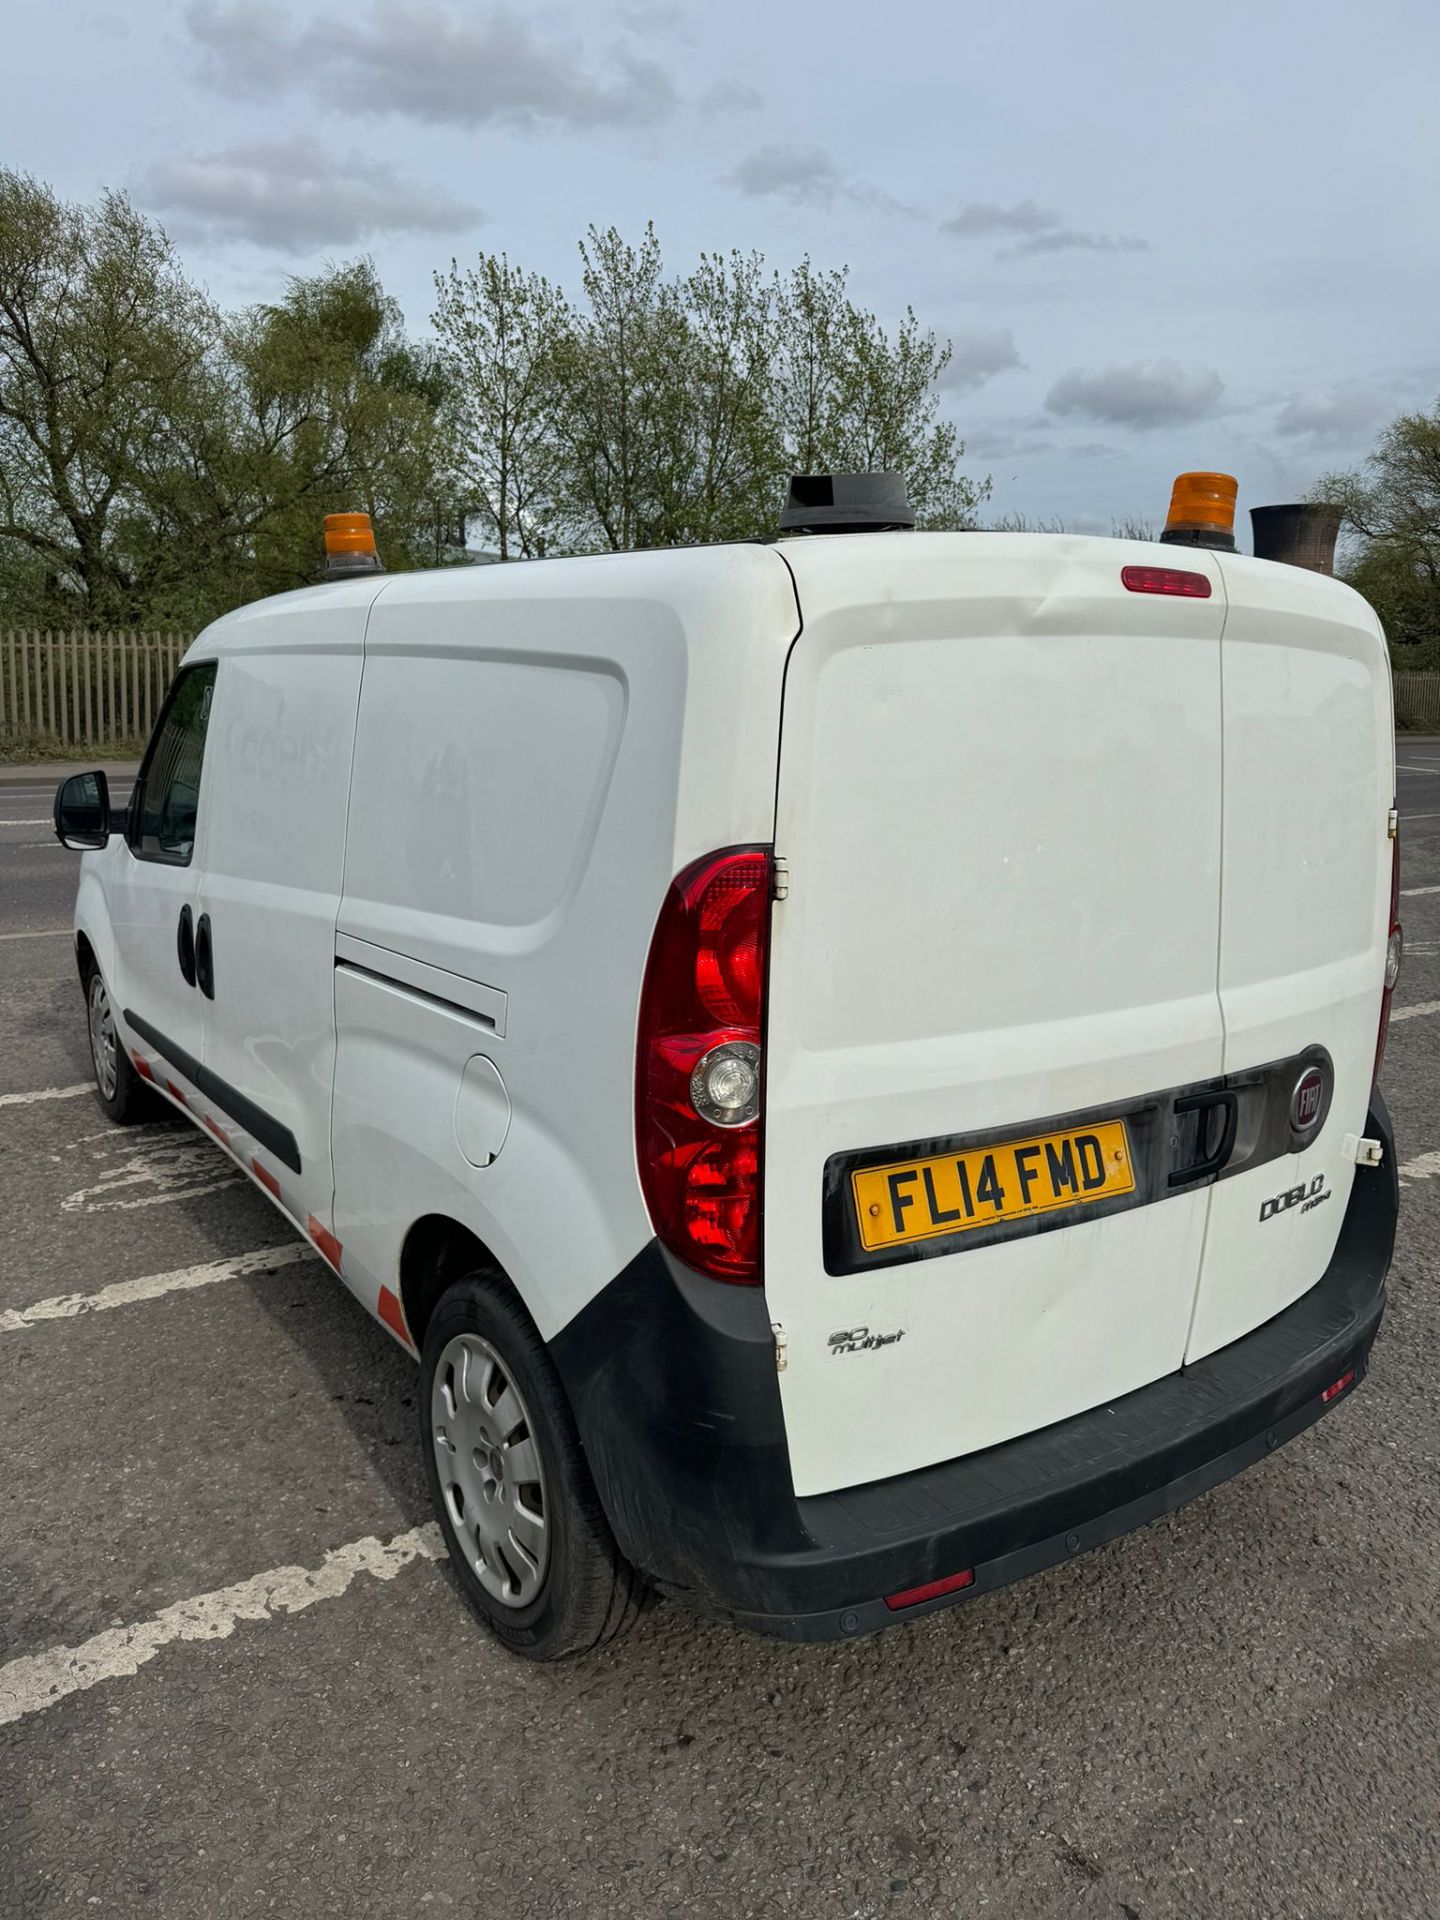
[61,1129,242,1211]
[1397,1149,1440,1186]
[0,1243,316,1333]
[1390,999,1440,1024]
[1401,811,1440,822]
[1401,885,1440,898]
[0,817,49,826]
[0,1082,91,1107]
[1396,765,1440,775]
[0,928,71,942]
[0,1524,444,1728]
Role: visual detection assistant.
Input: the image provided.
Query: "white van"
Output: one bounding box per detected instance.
[55,477,1400,1660]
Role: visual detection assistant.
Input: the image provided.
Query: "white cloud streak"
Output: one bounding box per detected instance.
[142,139,483,253]
[941,198,1148,258]
[940,326,1024,392]
[1045,360,1224,428]
[186,2,676,131]
[725,142,911,213]
[1275,386,1386,446]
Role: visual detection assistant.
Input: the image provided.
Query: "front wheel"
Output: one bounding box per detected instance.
[84,963,158,1125]
[420,1275,647,1661]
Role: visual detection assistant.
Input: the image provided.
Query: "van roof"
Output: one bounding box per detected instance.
[190,529,1374,657]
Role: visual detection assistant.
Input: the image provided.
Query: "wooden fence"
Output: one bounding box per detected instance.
[1394,673,1440,733]
[0,630,190,750]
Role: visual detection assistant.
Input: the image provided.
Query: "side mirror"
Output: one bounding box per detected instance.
[53,771,112,851]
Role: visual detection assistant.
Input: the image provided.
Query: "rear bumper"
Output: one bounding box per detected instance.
[552,1094,1397,1643]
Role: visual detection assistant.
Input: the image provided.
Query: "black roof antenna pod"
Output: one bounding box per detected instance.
[778,472,915,535]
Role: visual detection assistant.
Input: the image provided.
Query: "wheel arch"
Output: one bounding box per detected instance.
[399,1213,534,1353]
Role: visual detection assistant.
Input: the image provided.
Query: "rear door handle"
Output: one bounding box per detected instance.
[194,913,215,1001]
[176,905,196,988]
[1168,1089,1238,1187]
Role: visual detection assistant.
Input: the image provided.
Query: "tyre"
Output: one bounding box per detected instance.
[83,961,160,1125]
[420,1273,647,1661]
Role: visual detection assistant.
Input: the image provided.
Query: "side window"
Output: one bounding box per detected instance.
[129,664,217,866]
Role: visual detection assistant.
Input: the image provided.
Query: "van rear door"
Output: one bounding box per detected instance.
[1183,560,1394,1361]
[764,535,1228,1499]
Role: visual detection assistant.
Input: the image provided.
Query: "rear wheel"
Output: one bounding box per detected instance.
[420,1274,646,1660]
[84,962,159,1125]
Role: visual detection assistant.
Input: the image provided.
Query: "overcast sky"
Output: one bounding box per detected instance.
[11,0,1440,538]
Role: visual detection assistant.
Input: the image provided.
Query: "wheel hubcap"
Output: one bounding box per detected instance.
[432,1334,549,1608]
[88,974,118,1100]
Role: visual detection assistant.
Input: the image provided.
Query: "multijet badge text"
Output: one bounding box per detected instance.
[828,1326,906,1356]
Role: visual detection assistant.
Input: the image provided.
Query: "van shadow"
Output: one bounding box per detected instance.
[236,1254,433,1526]
[19,966,95,1087]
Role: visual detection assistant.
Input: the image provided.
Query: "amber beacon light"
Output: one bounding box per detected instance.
[324,511,383,577]
[1159,472,1238,552]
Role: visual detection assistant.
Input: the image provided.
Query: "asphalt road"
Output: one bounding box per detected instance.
[1,752,1438,1919]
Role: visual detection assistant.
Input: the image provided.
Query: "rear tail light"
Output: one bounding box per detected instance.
[1375,827,1402,1085]
[636,848,772,1282]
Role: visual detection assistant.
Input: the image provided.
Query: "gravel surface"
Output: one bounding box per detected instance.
[1,755,1437,1919]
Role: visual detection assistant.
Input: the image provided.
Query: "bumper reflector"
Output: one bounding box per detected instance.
[884,1567,975,1612]
[1321,1368,1356,1405]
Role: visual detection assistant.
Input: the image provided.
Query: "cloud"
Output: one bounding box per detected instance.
[1010,229,1148,257]
[141,139,483,253]
[1275,386,1386,447]
[940,326,1024,392]
[186,2,676,131]
[962,421,1057,463]
[1045,359,1224,428]
[700,78,763,113]
[726,143,844,207]
[941,199,1060,238]
[941,198,1148,258]
[187,0,293,94]
[724,142,909,213]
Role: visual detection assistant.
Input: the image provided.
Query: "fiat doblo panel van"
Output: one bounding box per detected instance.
[56,479,1400,1660]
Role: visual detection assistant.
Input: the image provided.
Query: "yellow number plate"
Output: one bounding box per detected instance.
[851,1120,1136,1253]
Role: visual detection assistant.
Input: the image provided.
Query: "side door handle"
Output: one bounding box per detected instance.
[177,905,197,988]
[194,913,215,1001]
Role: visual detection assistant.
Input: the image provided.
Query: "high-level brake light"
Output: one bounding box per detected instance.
[1121,565,1212,599]
[636,848,772,1282]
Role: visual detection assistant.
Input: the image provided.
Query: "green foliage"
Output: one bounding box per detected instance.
[2,176,989,630]
[0,170,459,629]
[0,170,215,627]
[432,252,570,559]
[432,227,990,553]
[772,261,984,530]
[1315,399,1440,659]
